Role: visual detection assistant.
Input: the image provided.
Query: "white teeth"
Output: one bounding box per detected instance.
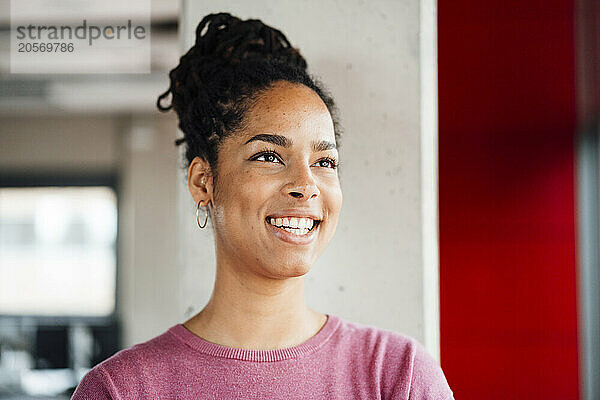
[267,216,318,236]
[281,227,309,236]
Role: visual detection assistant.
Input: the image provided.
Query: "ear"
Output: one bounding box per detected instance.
[188,156,214,206]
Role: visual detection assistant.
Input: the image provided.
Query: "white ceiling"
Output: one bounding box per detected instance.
[0,0,181,114]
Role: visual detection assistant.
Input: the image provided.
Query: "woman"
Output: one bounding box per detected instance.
[72,13,454,400]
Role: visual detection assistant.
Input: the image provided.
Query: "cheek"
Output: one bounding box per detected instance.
[334,184,343,211]
[322,181,343,232]
[325,179,343,213]
[213,169,278,225]
[234,170,275,206]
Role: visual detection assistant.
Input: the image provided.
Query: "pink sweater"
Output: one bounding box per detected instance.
[72,314,454,399]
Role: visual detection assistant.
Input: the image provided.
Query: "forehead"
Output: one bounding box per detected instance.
[240,81,335,142]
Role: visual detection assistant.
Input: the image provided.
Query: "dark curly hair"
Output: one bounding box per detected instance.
[156,13,340,182]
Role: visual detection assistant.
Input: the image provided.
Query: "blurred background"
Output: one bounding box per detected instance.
[0,1,180,398]
[0,0,597,399]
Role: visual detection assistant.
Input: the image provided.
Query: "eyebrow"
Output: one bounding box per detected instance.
[245,133,337,152]
[245,134,290,147]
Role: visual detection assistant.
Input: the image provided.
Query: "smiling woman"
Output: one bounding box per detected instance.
[71,12,454,400]
[188,81,342,280]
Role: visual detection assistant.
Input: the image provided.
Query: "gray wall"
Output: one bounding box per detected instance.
[178,0,440,358]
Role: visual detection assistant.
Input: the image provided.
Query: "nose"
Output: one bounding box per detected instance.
[285,163,320,200]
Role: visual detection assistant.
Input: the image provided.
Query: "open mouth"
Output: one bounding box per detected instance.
[265,216,321,236]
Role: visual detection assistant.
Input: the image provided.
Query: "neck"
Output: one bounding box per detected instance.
[184,253,326,350]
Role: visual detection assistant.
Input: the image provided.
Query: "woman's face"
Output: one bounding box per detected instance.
[192,81,342,279]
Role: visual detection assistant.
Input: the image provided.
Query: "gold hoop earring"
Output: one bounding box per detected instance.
[196,201,209,229]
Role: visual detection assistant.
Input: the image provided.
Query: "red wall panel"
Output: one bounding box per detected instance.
[438,1,580,398]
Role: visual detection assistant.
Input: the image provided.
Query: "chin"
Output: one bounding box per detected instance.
[265,260,313,279]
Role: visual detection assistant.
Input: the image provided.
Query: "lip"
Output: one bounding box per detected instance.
[265,218,321,245]
[267,210,323,220]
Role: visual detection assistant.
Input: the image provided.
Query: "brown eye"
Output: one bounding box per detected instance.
[252,151,282,164]
[313,157,338,169]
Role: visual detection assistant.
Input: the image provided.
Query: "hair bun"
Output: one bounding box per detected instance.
[157,12,339,170]
[194,13,307,69]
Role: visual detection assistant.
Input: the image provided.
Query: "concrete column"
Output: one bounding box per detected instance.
[178,0,440,358]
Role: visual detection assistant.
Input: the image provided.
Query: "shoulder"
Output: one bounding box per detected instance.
[70,366,114,400]
[72,326,183,399]
[402,337,455,399]
[97,326,181,377]
[331,316,420,363]
[330,316,454,400]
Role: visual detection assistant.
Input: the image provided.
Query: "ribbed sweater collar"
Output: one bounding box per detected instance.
[168,314,340,362]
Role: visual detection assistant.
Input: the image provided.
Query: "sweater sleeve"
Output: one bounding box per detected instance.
[407,340,454,400]
[71,366,115,400]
